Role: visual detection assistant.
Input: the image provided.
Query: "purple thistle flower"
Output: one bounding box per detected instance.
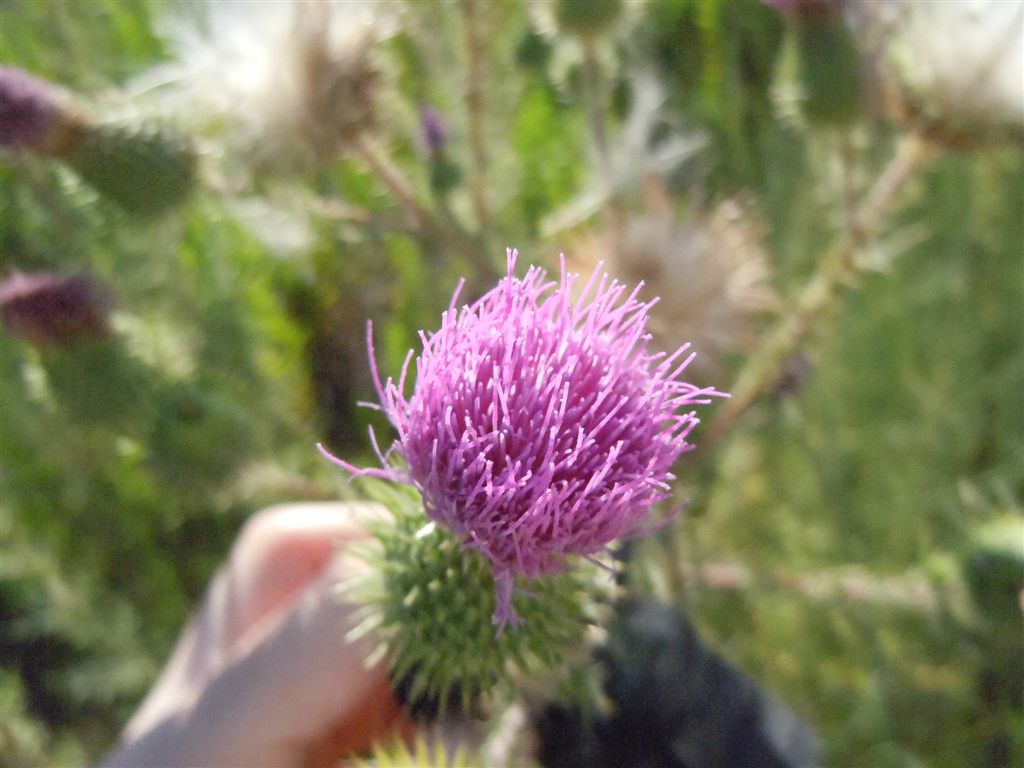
[320,250,726,627]
[1,271,111,346]
[0,66,68,152]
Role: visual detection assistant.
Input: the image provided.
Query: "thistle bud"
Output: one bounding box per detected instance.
[38,337,149,427]
[64,119,197,216]
[354,734,476,768]
[420,105,461,195]
[0,66,196,215]
[555,0,622,39]
[964,515,1024,627]
[420,104,447,156]
[766,1,862,125]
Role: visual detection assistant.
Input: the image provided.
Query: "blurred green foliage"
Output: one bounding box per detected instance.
[1,1,1021,766]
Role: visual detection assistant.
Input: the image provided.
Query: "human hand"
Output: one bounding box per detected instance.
[101,502,412,768]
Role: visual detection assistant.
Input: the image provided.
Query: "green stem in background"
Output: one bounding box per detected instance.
[353,132,436,232]
[308,196,414,234]
[352,133,499,283]
[581,37,611,188]
[839,133,861,233]
[461,0,491,232]
[678,559,963,615]
[705,132,935,446]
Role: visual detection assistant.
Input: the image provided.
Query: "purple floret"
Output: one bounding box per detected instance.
[321,249,726,627]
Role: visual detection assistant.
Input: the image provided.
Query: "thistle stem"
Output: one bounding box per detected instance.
[483,703,530,768]
[461,0,491,230]
[353,133,435,231]
[309,196,413,232]
[680,559,957,614]
[582,38,612,185]
[706,133,934,445]
[353,133,498,282]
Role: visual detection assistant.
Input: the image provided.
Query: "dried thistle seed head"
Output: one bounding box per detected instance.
[150,0,387,178]
[293,3,379,152]
[569,196,778,376]
[856,0,1024,148]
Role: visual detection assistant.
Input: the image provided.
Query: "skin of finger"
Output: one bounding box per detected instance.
[300,672,416,768]
[105,502,407,767]
[222,502,382,651]
[113,570,231,747]
[112,503,376,746]
[107,554,397,767]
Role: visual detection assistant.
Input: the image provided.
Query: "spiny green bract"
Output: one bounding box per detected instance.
[343,479,612,716]
[352,734,477,768]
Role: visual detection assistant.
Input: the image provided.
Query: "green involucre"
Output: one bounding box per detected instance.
[343,480,611,716]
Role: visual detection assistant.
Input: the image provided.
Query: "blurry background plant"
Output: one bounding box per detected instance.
[853,0,1024,149]
[0,66,196,215]
[566,182,778,377]
[1,1,1021,767]
[137,0,385,181]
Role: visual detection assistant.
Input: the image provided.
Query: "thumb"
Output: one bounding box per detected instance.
[104,503,411,768]
[172,553,408,767]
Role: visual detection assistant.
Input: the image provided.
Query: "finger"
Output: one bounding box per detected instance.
[114,571,229,744]
[222,502,381,651]
[112,502,387,754]
[159,554,401,767]
[300,672,415,768]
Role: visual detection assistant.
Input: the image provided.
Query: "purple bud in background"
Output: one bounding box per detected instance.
[1,272,111,346]
[0,66,68,152]
[321,249,726,627]
[420,104,447,155]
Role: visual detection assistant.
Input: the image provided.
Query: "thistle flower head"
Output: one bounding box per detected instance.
[322,250,725,627]
[0,272,110,346]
